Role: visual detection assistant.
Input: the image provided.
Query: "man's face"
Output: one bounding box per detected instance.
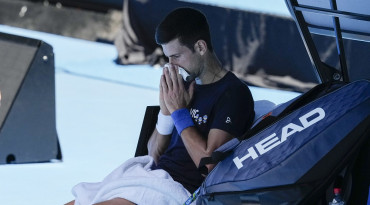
[161,38,201,77]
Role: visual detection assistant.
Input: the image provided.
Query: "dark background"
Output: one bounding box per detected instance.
[1,0,369,92]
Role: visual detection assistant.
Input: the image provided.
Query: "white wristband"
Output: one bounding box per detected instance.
[156,110,174,135]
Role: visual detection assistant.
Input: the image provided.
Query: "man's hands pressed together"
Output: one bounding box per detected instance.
[160,64,195,114]
[157,64,235,174]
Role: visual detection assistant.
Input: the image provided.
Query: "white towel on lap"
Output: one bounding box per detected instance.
[72,156,191,205]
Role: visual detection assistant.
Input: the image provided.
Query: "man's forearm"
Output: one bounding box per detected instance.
[147,129,171,164]
[180,127,209,168]
[180,127,234,172]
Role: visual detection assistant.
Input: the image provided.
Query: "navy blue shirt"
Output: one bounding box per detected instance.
[153,72,254,193]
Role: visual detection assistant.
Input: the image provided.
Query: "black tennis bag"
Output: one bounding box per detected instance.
[196,80,370,205]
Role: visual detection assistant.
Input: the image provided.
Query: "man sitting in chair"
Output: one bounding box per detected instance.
[67,7,254,205]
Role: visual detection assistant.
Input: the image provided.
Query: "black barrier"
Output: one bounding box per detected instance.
[0,32,61,164]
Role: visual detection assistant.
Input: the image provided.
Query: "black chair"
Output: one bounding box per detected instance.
[134,106,160,157]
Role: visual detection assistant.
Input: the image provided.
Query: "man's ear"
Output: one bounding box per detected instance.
[194,40,207,56]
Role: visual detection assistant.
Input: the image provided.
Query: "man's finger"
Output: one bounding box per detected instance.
[170,66,180,91]
[176,67,184,90]
[159,77,164,96]
[161,74,168,93]
[163,67,173,91]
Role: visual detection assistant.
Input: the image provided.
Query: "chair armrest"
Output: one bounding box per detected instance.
[134,106,160,157]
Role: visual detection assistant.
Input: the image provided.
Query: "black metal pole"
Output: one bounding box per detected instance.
[289,0,325,83]
[330,0,350,82]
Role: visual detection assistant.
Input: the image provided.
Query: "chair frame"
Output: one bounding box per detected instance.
[285,0,370,84]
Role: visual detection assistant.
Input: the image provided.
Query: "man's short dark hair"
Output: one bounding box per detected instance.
[155,7,213,52]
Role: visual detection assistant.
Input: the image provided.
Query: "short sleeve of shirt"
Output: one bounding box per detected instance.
[210,84,255,138]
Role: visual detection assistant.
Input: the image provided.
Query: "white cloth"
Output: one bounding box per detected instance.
[72,156,191,205]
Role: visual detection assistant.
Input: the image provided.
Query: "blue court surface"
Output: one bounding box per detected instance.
[0,2,300,204]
